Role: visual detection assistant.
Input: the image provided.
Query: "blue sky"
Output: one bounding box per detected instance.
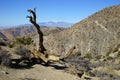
[0,0,120,27]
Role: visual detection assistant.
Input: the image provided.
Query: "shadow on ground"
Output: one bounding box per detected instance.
[10,60,67,71]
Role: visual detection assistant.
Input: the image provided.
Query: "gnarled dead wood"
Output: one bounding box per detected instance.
[26,8,76,65]
[27,8,46,54]
[60,46,76,59]
[30,46,76,62]
[47,46,76,62]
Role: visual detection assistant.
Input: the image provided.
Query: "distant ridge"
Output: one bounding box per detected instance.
[0,25,65,40]
[39,21,74,28]
[0,26,45,40]
[0,21,72,40]
[0,21,74,30]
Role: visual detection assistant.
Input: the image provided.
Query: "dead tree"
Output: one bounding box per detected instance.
[27,8,46,54]
[26,8,76,63]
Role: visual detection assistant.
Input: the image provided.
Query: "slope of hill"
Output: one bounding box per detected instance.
[43,5,120,56]
[0,25,65,40]
[0,26,37,40]
[0,32,7,39]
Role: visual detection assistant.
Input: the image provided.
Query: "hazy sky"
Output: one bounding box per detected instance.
[0,0,120,26]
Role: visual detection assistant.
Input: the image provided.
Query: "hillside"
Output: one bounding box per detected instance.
[0,26,36,40]
[0,32,7,40]
[43,5,120,56]
[0,26,64,40]
[0,21,72,40]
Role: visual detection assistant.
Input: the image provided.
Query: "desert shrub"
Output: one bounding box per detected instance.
[117,52,120,57]
[93,70,120,80]
[12,36,33,47]
[106,48,113,57]
[72,51,81,56]
[14,46,31,58]
[0,40,7,46]
[84,53,92,60]
[93,70,108,77]
[113,44,120,53]
[106,56,113,60]
[93,61,105,68]
[95,55,102,59]
[0,50,11,67]
[74,51,81,56]
[112,64,120,70]
[65,56,91,74]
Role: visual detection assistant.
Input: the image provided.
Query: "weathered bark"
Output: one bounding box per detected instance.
[60,46,76,59]
[29,46,76,63]
[27,8,46,53]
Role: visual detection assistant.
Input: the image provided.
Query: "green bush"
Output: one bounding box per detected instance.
[84,53,92,59]
[106,56,113,60]
[103,56,113,61]
[12,36,33,47]
[73,51,81,56]
[117,51,120,57]
[95,55,102,59]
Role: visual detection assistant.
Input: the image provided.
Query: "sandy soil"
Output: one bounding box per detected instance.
[0,64,81,80]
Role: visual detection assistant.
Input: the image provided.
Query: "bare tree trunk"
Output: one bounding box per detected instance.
[27,8,46,54]
[26,8,75,63]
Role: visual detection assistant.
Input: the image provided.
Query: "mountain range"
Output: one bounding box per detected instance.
[0,25,65,40]
[0,5,120,57]
[39,21,74,27]
[0,21,71,40]
[0,21,73,30]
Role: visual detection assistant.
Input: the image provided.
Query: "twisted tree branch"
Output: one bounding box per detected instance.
[27,8,46,54]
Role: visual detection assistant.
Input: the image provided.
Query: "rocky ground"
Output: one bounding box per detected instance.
[1,55,119,80]
[0,44,120,80]
[0,64,80,80]
[64,54,120,80]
